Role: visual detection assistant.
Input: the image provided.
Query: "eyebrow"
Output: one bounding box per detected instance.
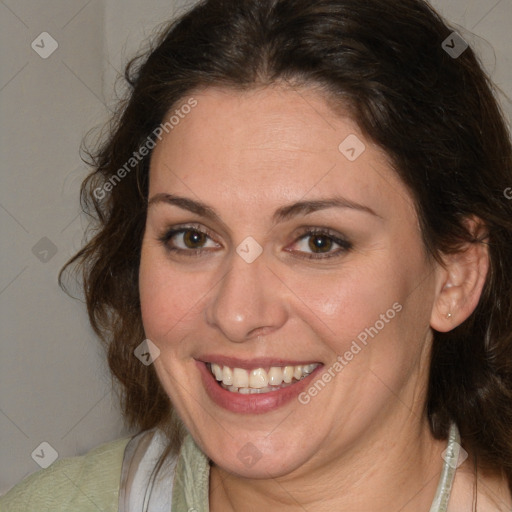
[147,193,381,225]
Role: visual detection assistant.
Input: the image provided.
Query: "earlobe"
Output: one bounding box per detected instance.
[430,218,489,333]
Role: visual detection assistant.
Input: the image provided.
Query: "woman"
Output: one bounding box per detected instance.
[2,0,511,510]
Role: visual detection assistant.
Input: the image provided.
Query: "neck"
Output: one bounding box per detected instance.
[209,415,448,512]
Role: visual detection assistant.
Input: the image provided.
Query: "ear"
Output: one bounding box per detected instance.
[430,217,490,332]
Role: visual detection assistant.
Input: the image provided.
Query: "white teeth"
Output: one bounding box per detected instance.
[208,362,320,393]
[236,386,271,394]
[267,367,283,386]
[303,363,317,375]
[249,368,268,389]
[222,366,233,386]
[212,363,223,381]
[232,368,249,388]
[222,382,294,393]
[283,366,294,383]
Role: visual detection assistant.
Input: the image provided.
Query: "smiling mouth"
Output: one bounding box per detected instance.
[207,362,320,394]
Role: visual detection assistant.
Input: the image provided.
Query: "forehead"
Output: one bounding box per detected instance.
[148,85,415,221]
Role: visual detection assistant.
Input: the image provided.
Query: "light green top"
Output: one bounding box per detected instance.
[0,432,211,512]
[171,432,210,511]
[0,436,131,511]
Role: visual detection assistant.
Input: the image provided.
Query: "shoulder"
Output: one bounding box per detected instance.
[0,435,131,512]
[449,458,512,511]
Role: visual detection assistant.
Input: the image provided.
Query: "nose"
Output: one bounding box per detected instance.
[205,250,289,343]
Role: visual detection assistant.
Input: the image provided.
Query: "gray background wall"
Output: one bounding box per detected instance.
[1,0,511,494]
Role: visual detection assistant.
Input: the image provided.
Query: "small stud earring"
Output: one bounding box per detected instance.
[446,312,452,319]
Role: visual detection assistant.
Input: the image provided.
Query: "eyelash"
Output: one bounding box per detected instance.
[157,224,353,260]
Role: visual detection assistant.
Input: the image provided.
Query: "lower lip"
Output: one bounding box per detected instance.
[196,360,322,414]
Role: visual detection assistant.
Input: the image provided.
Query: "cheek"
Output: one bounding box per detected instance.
[284,255,430,389]
[138,244,205,343]
[283,259,405,348]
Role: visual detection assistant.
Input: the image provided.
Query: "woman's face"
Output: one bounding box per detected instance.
[139,85,440,478]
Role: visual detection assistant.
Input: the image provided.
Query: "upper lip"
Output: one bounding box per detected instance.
[198,355,322,370]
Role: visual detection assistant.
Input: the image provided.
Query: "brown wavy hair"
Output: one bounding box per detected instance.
[60,0,512,494]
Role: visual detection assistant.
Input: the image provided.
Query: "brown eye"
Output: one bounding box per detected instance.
[183,229,207,249]
[158,225,220,256]
[308,234,333,253]
[287,229,353,260]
